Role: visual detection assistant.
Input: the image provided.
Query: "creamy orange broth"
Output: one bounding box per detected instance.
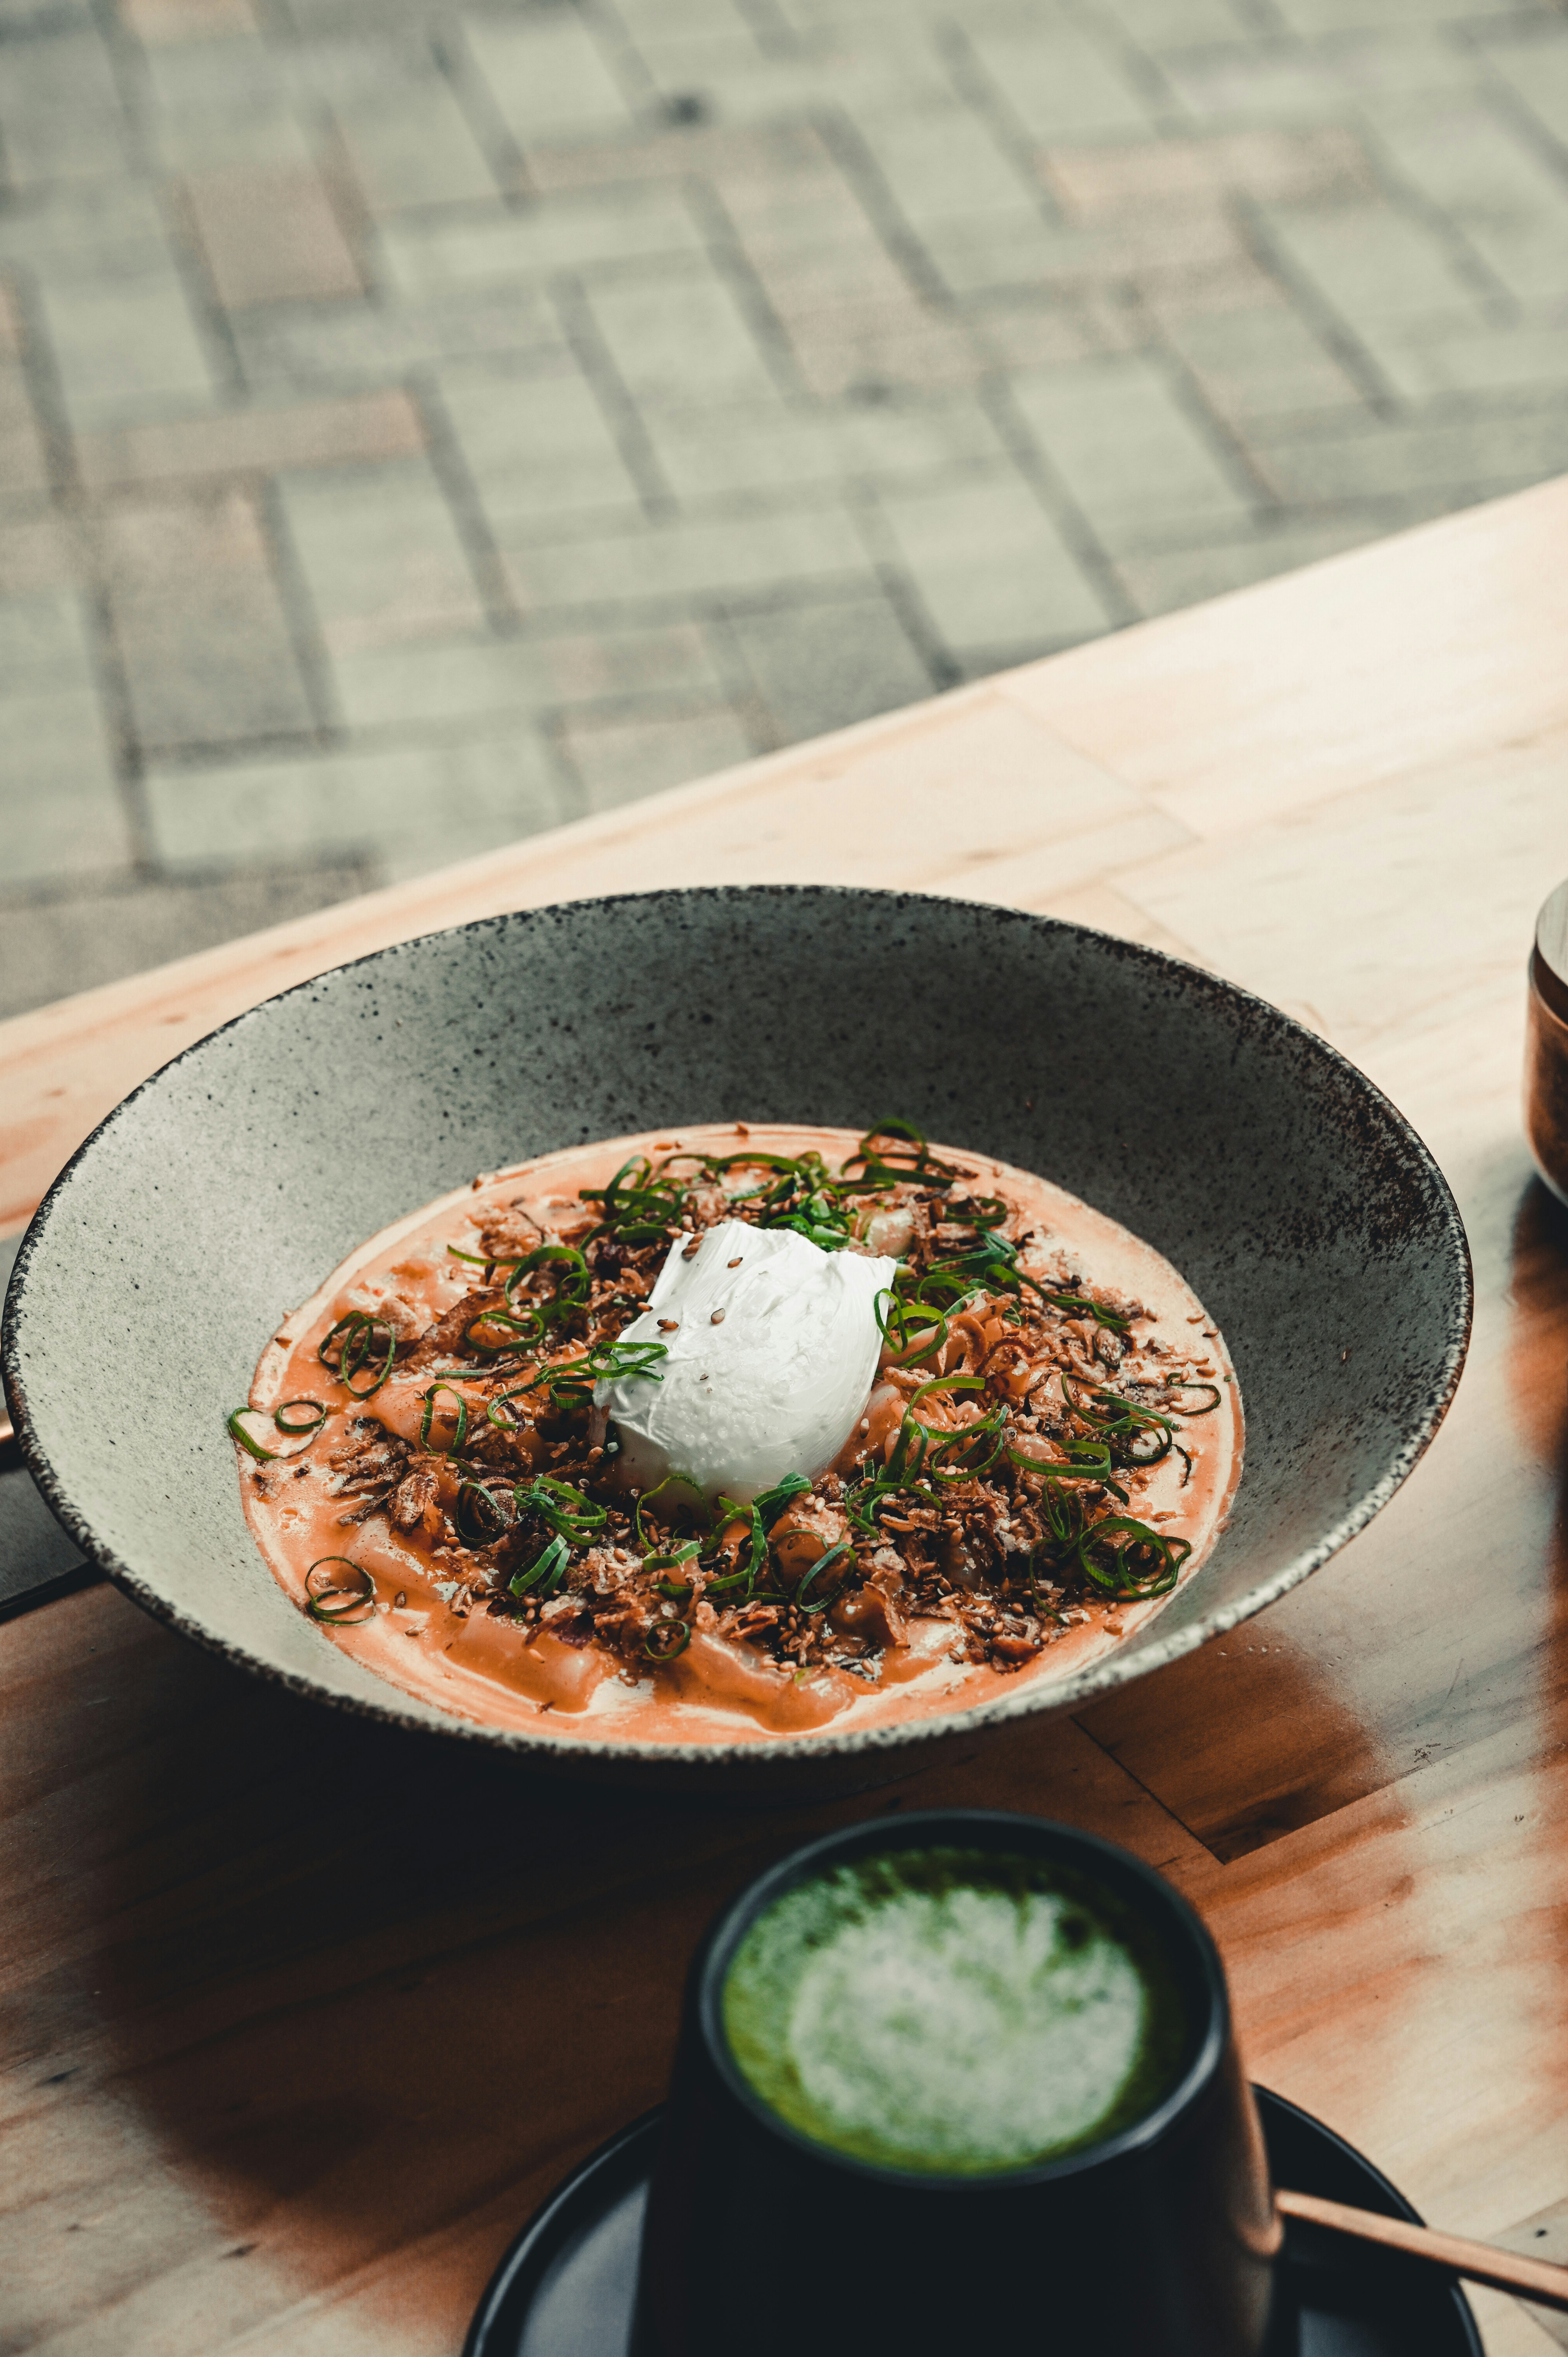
[239,1126,1242,1746]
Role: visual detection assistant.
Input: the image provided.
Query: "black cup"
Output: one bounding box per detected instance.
[633,1809,1277,2357]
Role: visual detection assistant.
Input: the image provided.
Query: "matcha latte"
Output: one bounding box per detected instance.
[722,1847,1188,2176]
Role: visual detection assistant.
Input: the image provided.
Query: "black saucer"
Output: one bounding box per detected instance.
[464,2090,1482,2356]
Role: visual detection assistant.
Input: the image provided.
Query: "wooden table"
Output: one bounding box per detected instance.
[4,477,1567,2355]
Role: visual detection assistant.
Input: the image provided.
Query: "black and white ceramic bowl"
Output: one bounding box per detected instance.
[2,888,1470,1794]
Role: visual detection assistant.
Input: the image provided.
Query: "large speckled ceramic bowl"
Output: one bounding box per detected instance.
[3,889,1470,1796]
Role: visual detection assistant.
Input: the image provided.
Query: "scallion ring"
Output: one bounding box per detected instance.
[509,1534,570,1598]
[273,1397,328,1438]
[318,1311,397,1397]
[419,1381,470,1454]
[226,1407,276,1462]
[305,1556,376,1624]
[795,1537,852,1614]
[643,1617,692,1662]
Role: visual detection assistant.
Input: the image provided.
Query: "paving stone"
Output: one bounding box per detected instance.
[968,287,1142,368]
[562,703,754,813]
[623,28,947,127]
[0,512,85,598]
[525,114,828,199]
[1112,513,1389,617]
[76,389,425,489]
[1094,0,1257,49]
[643,388,1010,502]
[277,456,485,657]
[120,0,259,38]
[1271,0,1525,34]
[1158,45,1346,123]
[184,164,362,309]
[1372,317,1568,398]
[330,622,720,729]
[332,70,498,214]
[145,34,313,169]
[459,13,634,152]
[726,591,936,741]
[586,254,780,410]
[1254,196,1488,354]
[234,285,566,389]
[1369,100,1568,304]
[1312,30,1487,100]
[727,169,982,395]
[6,0,1568,1000]
[611,0,756,34]
[500,502,875,614]
[1478,25,1568,152]
[0,31,133,189]
[1250,404,1568,503]
[377,184,703,297]
[920,207,1092,299]
[0,858,374,1023]
[37,260,215,430]
[777,293,982,399]
[102,488,318,754]
[0,180,171,277]
[1010,353,1250,552]
[1158,301,1366,425]
[1045,127,1374,216]
[851,96,1042,229]
[931,203,1254,299]
[144,725,574,875]
[964,19,1157,144]
[0,355,50,500]
[0,702,133,887]
[875,472,1112,659]
[0,590,95,692]
[436,361,645,529]
[152,94,314,173]
[0,591,130,885]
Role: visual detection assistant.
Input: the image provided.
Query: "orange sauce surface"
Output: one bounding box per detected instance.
[239,1126,1243,1747]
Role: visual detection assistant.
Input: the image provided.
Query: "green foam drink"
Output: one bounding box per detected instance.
[722,1845,1188,2176]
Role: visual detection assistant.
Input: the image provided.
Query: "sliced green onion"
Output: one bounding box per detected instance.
[517,1474,607,1544]
[318,1311,397,1397]
[635,1476,710,1553]
[274,1398,328,1437]
[419,1381,470,1454]
[643,1617,692,1661]
[1164,1380,1222,1415]
[456,1479,510,1546]
[509,1534,570,1598]
[795,1537,852,1613]
[1075,1515,1193,1601]
[464,1307,543,1359]
[227,1407,276,1462]
[305,1556,376,1624]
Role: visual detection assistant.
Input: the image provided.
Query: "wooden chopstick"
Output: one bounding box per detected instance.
[1277,2189,1568,2312]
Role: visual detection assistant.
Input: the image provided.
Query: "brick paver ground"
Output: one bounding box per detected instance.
[3,0,1567,1018]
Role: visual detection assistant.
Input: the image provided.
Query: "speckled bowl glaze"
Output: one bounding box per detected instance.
[3,888,1471,1797]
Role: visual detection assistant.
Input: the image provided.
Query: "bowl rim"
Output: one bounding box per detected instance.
[2,883,1474,1770]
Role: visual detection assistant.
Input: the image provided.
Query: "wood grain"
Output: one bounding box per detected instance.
[4,476,1568,2354]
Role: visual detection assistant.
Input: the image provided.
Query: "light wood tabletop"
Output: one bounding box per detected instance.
[4,475,1567,2355]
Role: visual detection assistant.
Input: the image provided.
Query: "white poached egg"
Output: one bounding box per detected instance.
[594,1218,896,1504]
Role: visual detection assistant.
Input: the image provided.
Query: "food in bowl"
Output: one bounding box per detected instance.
[229,1122,1240,1745]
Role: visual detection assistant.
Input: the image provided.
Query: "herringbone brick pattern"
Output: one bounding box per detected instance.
[3,0,1567,1015]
